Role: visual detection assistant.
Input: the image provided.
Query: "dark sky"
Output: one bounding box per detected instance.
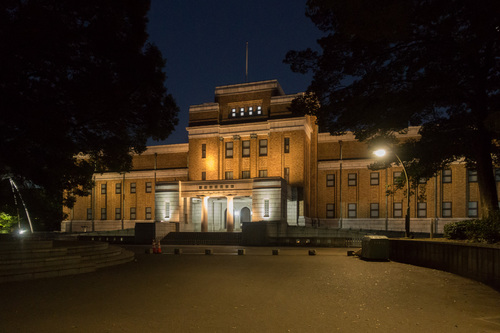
[146,0,322,145]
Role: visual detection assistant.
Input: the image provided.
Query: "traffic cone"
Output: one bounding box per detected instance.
[152,239,157,254]
[157,241,162,254]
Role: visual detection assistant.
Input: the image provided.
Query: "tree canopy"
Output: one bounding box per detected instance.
[0,0,179,210]
[285,0,500,217]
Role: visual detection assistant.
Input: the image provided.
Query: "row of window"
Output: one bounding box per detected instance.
[87,207,152,220]
[202,138,291,159]
[325,201,479,218]
[202,168,291,181]
[230,106,262,118]
[100,182,153,195]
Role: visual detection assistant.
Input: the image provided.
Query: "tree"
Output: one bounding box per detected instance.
[0,1,179,213]
[285,0,500,217]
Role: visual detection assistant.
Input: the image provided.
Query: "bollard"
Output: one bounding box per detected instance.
[308,249,317,256]
[237,249,246,255]
[174,248,182,255]
[272,249,280,255]
[205,249,213,255]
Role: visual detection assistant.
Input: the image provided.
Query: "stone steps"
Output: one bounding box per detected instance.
[0,241,134,283]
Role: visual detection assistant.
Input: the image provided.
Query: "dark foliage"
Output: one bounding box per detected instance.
[444,216,500,244]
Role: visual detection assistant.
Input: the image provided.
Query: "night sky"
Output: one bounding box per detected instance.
[146,0,322,145]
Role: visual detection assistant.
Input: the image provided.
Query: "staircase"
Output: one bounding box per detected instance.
[0,240,134,283]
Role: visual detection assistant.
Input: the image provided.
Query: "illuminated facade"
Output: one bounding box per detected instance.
[63,79,497,234]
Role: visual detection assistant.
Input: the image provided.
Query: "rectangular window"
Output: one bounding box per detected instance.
[495,168,500,182]
[231,108,236,117]
[348,203,357,218]
[115,208,121,220]
[225,142,233,158]
[284,167,290,183]
[145,207,152,220]
[130,182,136,194]
[259,170,267,178]
[326,203,335,218]
[419,177,427,184]
[468,201,478,217]
[348,173,357,186]
[115,183,121,194]
[259,139,268,156]
[442,169,452,183]
[130,207,136,220]
[225,171,233,180]
[284,138,290,154]
[146,182,152,193]
[202,144,206,158]
[264,199,270,217]
[101,208,106,220]
[165,202,170,219]
[370,203,379,218]
[393,202,403,218]
[241,170,250,179]
[86,208,92,220]
[240,107,245,116]
[257,106,262,115]
[326,174,335,187]
[442,202,452,217]
[101,184,107,194]
[201,172,206,180]
[248,106,253,115]
[468,169,478,182]
[393,171,402,183]
[370,172,379,186]
[242,140,250,157]
[417,202,427,218]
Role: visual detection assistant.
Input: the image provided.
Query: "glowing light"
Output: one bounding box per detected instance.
[373,149,387,157]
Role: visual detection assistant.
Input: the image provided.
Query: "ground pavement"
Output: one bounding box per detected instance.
[1,245,500,333]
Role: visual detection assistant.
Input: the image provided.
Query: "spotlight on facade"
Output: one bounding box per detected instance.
[373,149,387,157]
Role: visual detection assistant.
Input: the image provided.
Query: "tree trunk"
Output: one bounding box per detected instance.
[476,131,499,219]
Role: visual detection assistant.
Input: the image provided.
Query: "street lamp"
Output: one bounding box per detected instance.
[373,149,411,238]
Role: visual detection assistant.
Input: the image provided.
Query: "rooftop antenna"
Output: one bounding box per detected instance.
[245,41,248,82]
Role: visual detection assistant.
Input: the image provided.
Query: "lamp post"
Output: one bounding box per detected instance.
[373,149,411,238]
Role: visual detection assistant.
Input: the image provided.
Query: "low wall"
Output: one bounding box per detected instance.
[389,239,500,291]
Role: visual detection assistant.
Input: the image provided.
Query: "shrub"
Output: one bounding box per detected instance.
[444,215,500,244]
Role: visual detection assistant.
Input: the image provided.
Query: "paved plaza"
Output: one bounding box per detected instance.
[1,245,500,332]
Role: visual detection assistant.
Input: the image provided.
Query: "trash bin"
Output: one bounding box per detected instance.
[361,235,389,260]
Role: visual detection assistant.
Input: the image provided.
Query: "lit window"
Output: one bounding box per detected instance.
[468,170,478,182]
[145,207,152,220]
[115,183,121,194]
[348,203,357,218]
[101,208,107,220]
[242,170,250,179]
[264,199,270,217]
[242,140,250,157]
[326,203,335,218]
[202,144,206,158]
[115,208,121,220]
[284,138,290,153]
[240,107,244,116]
[468,201,478,217]
[417,202,427,217]
[442,169,452,183]
[327,174,335,187]
[130,207,136,220]
[101,184,107,194]
[248,106,253,115]
[231,108,236,117]
[165,202,170,219]
[370,172,379,186]
[259,139,267,156]
[226,142,233,158]
[86,208,92,220]
[130,182,136,193]
[225,171,233,180]
[257,106,262,115]
[442,202,452,217]
[259,170,267,177]
[146,182,152,193]
[348,173,357,186]
[393,202,402,218]
[370,203,379,218]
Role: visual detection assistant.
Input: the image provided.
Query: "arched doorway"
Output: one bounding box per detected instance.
[240,207,251,224]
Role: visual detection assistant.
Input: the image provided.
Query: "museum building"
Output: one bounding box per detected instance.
[62,80,495,234]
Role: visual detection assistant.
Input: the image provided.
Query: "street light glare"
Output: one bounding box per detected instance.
[373,149,387,157]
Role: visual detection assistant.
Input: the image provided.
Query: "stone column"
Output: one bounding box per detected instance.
[227,196,234,232]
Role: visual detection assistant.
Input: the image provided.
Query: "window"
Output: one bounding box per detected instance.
[202,144,206,158]
[115,208,121,220]
[348,203,357,218]
[165,202,170,219]
[284,138,290,153]
[257,106,262,115]
[284,167,290,183]
[146,182,152,193]
[115,183,121,194]
[240,107,244,116]
[231,108,236,117]
[242,170,250,179]
[348,173,357,186]
[248,106,253,115]
[442,202,452,217]
[101,184,107,194]
[225,171,233,180]
[468,201,478,217]
[393,202,403,218]
[101,208,107,220]
[442,169,452,183]
[370,203,379,218]
[86,208,92,220]
[259,139,268,156]
[393,171,402,183]
[130,182,136,193]
[419,177,427,184]
[130,207,136,220]
[417,202,427,218]
[201,172,206,180]
[264,199,270,217]
[259,170,267,178]
[242,140,250,157]
[145,207,152,220]
[326,174,335,187]
[370,172,379,186]
[496,168,500,182]
[468,169,478,182]
[225,142,233,158]
[326,204,335,218]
